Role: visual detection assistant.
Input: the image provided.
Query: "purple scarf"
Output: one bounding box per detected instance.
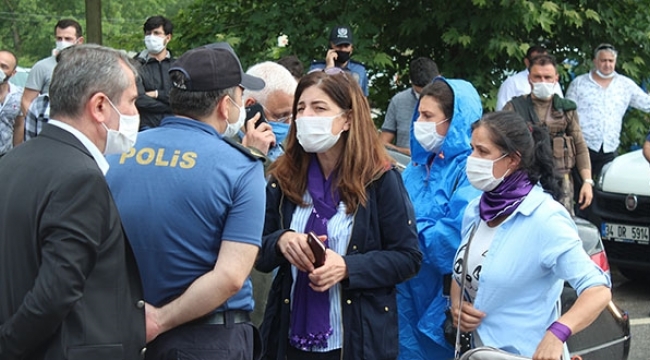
[479,170,534,222]
[289,156,338,350]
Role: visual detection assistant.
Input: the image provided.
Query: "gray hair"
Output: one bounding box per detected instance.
[169,70,237,120]
[243,61,297,105]
[594,43,618,59]
[49,44,137,119]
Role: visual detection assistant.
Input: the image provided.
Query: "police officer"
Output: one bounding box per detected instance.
[309,25,369,96]
[106,42,266,360]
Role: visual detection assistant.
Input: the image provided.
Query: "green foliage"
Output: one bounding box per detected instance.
[2,0,649,153]
[0,0,192,66]
[171,0,650,155]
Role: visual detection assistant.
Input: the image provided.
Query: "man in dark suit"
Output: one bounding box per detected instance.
[0,44,146,360]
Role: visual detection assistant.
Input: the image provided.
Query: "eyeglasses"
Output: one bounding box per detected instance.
[260,104,291,123]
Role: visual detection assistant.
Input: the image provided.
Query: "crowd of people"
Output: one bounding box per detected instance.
[3,15,649,360]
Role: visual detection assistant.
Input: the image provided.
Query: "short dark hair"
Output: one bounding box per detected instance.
[528,54,557,72]
[0,50,18,70]
[169,71,235,119]
[419,79,454,119]
[55,19,82,38]
[409,57,439,87]
[277,55,304,79]
[144,16,173,35]
[526,45,547,61]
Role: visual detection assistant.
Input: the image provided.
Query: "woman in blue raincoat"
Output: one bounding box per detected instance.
[397,78,483,359]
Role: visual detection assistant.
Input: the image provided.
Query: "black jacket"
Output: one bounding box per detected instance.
[0,124,146,360]
[256,168,422,360]
[135,49,175,130]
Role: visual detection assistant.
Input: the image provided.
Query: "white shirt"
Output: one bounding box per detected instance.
[496,69,563,110]
[49,119,109,175]
[453,220,497,303]
[566,72,650,153]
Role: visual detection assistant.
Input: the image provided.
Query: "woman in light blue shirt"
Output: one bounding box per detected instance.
[451,111,611,359]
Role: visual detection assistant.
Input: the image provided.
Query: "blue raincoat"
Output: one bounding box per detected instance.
[397,78,483,360]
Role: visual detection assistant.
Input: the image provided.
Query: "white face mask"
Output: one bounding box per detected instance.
[144,35,166,54]
[414,119,448,153]
[531,82,555,100]
[0,71,6,83]
[295,112,345,153]
[55,40,76,52]
[466,154,510,192]
[596,70,615,79]
[103,99,140,155]
[222,97,246,138]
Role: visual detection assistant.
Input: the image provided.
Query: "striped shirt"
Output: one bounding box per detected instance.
[289,191,353,352]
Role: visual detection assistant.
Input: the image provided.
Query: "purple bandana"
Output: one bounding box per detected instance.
[289,155,338,350]
[479,170,534,222]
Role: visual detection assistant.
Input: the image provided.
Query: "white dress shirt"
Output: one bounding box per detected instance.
[566,72,650,153]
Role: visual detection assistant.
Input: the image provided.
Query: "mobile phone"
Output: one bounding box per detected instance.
[245,103,267,128]
[307,231,326,268]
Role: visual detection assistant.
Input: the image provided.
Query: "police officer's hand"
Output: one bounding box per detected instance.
[308,249,347,292]
[242,115,276,155]
[277,232,319,273]
[325,49,338,69]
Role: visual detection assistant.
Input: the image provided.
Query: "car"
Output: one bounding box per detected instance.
[385,149,631,359]
[564,218,630,360]
[588,149,650,281]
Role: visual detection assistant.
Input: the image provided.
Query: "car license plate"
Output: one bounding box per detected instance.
[601,222,650,244]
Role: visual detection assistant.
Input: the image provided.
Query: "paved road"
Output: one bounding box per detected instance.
[610,266,650,360]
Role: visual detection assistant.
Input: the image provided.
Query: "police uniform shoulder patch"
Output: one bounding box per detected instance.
[222,136,267,163]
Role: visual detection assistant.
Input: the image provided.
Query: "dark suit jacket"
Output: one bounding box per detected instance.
[0,124,146,360]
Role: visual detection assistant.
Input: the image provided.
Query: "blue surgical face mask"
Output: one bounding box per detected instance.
[270,121,290,144]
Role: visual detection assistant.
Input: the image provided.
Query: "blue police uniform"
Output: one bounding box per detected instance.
[309,60,369,96]
[106,116,266,312]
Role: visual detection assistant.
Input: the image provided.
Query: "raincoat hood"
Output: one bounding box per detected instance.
[410,77,482,165]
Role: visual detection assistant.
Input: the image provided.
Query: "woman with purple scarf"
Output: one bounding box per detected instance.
[450,111,611,359]
[256,69,422,360]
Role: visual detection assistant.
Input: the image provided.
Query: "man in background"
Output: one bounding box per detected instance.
[566,43,650,177]
[381,57,439,156]
[309,25,368,96]
[135,15,175,130]
[16,19,83,144]
[0,50,24,155]
[495,45,562,110]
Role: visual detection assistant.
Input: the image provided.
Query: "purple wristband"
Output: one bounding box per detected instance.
[547,321,572,342]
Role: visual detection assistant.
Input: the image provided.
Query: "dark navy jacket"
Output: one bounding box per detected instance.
[257,168,422,360]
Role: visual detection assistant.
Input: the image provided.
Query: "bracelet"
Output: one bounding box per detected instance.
[584,178,594,186]
[547,321,572,342]
[154,89,158,98]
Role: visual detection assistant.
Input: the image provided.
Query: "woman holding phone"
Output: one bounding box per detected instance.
[255,69,422,360]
